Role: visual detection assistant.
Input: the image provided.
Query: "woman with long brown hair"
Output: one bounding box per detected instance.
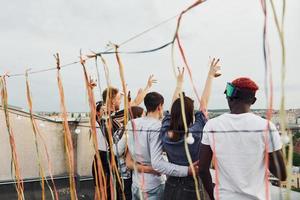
[161,58,221,200]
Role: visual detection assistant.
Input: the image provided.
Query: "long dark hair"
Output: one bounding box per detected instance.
[169,95,194,141]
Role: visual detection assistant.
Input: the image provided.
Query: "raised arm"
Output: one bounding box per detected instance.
[200,58,221,113]
[130,75,157,106]
[171,68,184,110]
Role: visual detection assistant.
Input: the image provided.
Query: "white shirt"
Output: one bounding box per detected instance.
[201,112,282,200]
[96,124,108,151]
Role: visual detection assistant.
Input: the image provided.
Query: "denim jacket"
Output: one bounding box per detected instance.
[160,111,207,166]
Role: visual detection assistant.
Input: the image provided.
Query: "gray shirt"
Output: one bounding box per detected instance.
[121,116,188,191]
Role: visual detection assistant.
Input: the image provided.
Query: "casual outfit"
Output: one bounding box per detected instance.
[114,128,132,200]
[201,112,283,200]
[161,111,209,200]
[92,110,132,200]
[119,116,188,200]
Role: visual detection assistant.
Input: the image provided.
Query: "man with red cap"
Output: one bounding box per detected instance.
[198,77,286,200]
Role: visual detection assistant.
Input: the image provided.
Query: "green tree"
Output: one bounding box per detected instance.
[293,152,300,166]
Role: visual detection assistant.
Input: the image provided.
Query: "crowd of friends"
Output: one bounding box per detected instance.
[92,58,287,200]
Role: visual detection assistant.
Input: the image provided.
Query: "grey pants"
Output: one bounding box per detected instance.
[132,184,164,200]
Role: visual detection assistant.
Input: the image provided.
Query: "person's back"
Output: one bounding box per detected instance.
[127,116,164,191]
[125,92,189,200]
[202,112,282,199]
[161,108,206,166]
[159,59,221,200]
[199,77,286,200]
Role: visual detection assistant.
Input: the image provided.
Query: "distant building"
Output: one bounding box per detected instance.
[36,111,90,121]
[297,116,300,125]
[281,170,300,189]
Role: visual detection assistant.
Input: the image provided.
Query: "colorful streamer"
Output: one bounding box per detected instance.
[0,75,25,200]
[79,52,107,200]
[179,92,201,200]
[171,1,208,200]
[99,54,129,200]
[25,70,59,200]
[0,1,294,199]
[54,53,78,200]
[172,0,206,105]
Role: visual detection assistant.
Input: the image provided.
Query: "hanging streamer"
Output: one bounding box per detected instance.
[171,1,208,200]
[268,1,292,199]
[98,54,125,199]
[179,92,201,200]
[0,75,25,200]
[112,45,130,200]
[79,52,107,200]
[54,53,78,200]
[25,70,59,200]
[269,0,287,135]
[172,0,207,105]
[98,54,119,200]
[0,0,292,199]
[94,57,103,100]
[261,0,290,199]
[260,1,272,199]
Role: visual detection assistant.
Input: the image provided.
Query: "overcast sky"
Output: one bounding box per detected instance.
[0,0,299,112]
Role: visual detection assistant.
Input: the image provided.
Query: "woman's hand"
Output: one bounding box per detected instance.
[146,74,157,89]
[130,75,157,106]
[188,160,199,175]
[208,57,221,78]
[171,67,185,105]
[176,67,185,85]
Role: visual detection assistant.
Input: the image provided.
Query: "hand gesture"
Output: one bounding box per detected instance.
[176,67,185,84]
[208,57,221,78]
[146,74,157,89]
[188,160,199,175]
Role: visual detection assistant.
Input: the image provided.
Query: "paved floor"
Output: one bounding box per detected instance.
[1,178,300,200]
[0,179,95,200]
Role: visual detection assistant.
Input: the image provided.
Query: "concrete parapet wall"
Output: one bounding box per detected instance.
[0,108,94,183]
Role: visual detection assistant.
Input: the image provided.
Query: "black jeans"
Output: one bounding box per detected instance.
[92,150,132,200]
[164,176,210,200]
[123,177,132,200]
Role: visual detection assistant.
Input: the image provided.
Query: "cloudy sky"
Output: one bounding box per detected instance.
[0,0,299,112]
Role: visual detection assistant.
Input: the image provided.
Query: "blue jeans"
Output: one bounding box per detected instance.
[132,184,164,200]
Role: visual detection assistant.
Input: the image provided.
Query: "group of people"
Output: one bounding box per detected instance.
[92,58,287,200]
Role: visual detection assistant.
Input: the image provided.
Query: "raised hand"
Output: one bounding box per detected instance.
[208,57,221,78]
[146,74,157,89]
[176,67,185,84]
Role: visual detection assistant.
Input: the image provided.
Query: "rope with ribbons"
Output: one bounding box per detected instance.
[0,75,25,200]
[25,70,59,200]
[55,53,78,200]
[0,1,292,200]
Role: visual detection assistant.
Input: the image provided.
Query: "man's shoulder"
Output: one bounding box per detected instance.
[206,113,227,125]
[139,117,161,127]
[208,112,276,129]
[208,112,265,122]
[245,112,276,126]
[127,117,161,130]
